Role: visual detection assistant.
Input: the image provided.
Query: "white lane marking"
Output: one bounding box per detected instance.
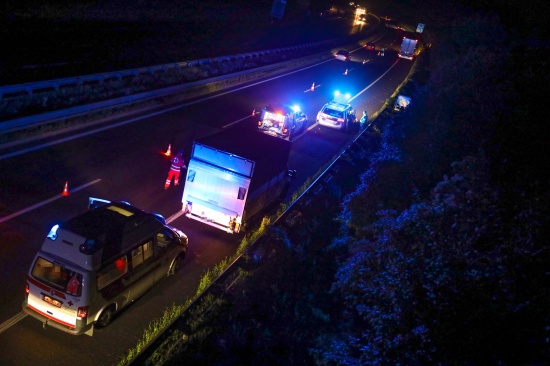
[0,178,102,224]
[166,209,186,224]
[222,114,257,129]
[349,58,400,102]
[0,311,27,335]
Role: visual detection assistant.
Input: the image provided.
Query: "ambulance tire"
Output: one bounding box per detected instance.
[96,305,116,329]
[168,253,184,275]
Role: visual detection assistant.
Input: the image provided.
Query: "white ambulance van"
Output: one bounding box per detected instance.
[22,198,188,336]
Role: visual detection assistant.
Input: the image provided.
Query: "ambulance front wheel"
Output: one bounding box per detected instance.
[96,305,116,329]
[168,253,184,275]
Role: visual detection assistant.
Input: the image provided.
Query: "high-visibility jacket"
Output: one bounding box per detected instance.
[170,154,186,171]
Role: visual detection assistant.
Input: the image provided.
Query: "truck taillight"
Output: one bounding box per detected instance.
[258,121,262,127]
[77,306,89,318]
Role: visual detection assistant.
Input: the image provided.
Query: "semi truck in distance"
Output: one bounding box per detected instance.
[181,127,292,233]
[398,37,418,60]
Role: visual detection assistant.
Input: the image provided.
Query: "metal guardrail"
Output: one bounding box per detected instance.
[0,39,336,99]
[0,60,294,138]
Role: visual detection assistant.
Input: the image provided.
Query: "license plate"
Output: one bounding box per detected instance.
[43,295,62,308]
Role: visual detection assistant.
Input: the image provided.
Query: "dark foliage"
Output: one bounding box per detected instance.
[165,1,550,365]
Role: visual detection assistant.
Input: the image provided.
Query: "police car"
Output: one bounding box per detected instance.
[316,91,357,132]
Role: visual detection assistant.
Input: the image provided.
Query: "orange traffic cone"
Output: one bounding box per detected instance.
[164,144,172,156]
[344,69,348,76]
[61,181,70,197]
[252,108,256,116]
[311,82,315,91]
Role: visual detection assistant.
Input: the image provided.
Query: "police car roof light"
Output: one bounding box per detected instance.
[333,91,351,104]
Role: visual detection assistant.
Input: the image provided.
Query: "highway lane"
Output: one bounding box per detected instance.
[0,32,414,365]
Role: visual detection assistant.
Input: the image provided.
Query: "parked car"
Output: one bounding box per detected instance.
[334,50,350,62]
[365,42,375,51]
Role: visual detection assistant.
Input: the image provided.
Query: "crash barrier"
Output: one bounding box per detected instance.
[0,39,340,101]
[0,37,353,139]
[0,19,386,141]
[0,60,307,139]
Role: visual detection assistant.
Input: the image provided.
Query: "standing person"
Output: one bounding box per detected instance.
[165,150,187,190]
[360,110,368,129]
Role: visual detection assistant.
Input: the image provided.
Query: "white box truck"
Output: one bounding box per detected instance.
[398,37,418,60]
[181,127,292,233]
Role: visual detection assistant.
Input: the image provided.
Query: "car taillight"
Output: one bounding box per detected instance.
[77,306,89,319]
[25,283,29,294]
[283,128,288,134]
[337,118,344,122]
[258,121,262,127]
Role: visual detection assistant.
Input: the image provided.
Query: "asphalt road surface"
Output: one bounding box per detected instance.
[0,23,414,366]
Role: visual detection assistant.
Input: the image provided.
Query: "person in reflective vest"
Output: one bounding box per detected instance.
[360,110,368,129]
[165,151,187,190]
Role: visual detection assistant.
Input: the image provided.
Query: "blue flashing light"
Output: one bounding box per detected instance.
[292,105,301,113]
[152,213,166,224]
[47,224,59,240]
[79,239,102,255]
[333,91,352,104]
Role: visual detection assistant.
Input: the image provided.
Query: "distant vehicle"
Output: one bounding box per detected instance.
[398,37,418,60]
[316,91,357,132]
[365,42,376,51]
[257,103,307,140]
[22,198,189,336]
[358,14,366,22]
[181,127,292,233]
[335,49,350,61]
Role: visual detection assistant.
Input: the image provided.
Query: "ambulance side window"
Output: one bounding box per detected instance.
[131,240,154,268]
[156,229,175,249]
[97,255,128,290]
